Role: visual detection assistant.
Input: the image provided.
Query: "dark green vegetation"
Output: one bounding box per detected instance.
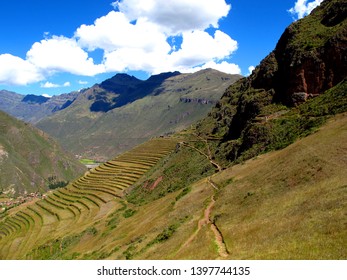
[47,176,69,190]
[199,79,347,165]
[0,110,86,197]
[36,69,241,161]
[27,226,98,260]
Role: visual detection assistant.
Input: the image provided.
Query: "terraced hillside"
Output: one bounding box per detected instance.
[0,114,345,259]
[0,138,177,259]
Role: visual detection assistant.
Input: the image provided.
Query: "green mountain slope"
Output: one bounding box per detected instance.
[0,111,86,197]
[37,69,241,161]
[0,114,345,259]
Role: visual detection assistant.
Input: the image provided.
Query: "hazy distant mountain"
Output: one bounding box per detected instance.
[0,90,80,123]
[37,69,241,161]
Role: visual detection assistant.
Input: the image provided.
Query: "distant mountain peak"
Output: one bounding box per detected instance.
[146,71,181,83]
[21,94,49,105]
[108,73,142,83]
[95,71,182,112]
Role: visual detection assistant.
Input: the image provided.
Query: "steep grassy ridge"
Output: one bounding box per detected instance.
[209,114,347,259]
[0,111,85,196]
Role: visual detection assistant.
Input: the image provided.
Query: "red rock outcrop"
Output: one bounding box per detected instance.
[245,0,347,106]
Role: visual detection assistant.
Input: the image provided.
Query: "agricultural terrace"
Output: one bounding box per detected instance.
[0,138,177,259]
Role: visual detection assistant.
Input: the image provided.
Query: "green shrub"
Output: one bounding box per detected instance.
[123,209,137,218]
[152,224,178,244]
[175,187,191,201]
[47,176,69,190]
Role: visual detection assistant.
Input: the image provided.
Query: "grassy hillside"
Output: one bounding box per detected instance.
[0,114,345,259]
[37,69,241,161]
[209,114,346,259]
[0,111,86,197]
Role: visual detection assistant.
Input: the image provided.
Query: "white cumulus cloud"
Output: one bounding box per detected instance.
[27,36,105,76]
[41,82,60,88]
[167,30,238,69]
[0,0,238,86]
[207,61,241,75]
[289,0,323,19]
[113,0,231,35]
[76,12,169,53]
[41,81,71,88]
[0,54,43,85]
[248,66,255,76]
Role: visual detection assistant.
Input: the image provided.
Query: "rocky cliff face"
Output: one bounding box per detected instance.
[273,0,347,105]
[246,0,347,106]
[197,0,347,163]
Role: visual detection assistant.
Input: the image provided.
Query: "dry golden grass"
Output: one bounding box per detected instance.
[211,114,347,259]
[0,115,346,259]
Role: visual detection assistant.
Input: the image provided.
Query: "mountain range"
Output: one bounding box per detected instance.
[1,69,241,161]
[0,90,79,123]
[35,69,241,161]
[0,0,345,260]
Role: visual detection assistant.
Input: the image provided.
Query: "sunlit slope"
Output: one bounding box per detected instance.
[1,114,345,259]
[130,114,346,260]
[0,138,177,259]
[208,114,347,259]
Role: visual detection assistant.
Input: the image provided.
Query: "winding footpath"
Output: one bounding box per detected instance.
[177,177,229,258]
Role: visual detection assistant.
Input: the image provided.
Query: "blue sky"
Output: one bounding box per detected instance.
[0,0,323,96]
